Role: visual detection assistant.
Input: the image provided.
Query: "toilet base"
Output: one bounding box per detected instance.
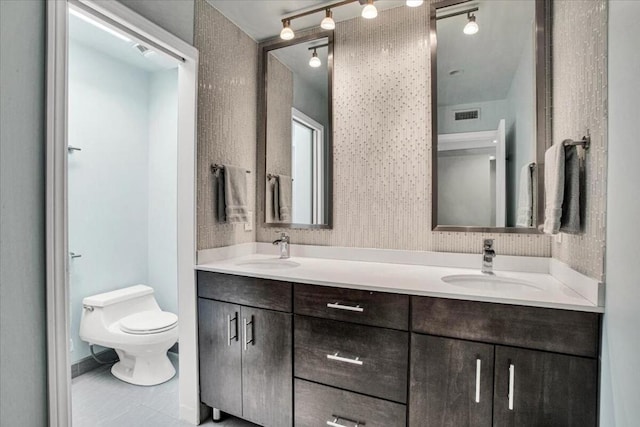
[111,349,176,386]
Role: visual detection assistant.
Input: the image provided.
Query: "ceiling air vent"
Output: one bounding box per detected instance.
[454,109,480,121]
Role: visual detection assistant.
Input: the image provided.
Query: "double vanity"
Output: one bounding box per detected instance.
[195,0,605,425]
[196,244,602,427]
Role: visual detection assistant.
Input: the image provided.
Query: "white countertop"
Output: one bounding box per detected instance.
[196,247,604,313]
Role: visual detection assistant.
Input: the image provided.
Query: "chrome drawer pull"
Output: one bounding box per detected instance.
[327,302,364,313]
[475,358,481,403]
[227,313,238,346]
[508,363,515,410]
[327,415,365,427]
[327,352,363,366]
[243,316,254,351]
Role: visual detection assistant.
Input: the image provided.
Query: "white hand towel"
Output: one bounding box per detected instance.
[223,165,249,223]
[277,175,292,223]
[516,163,534,227]
[543,143,565,234]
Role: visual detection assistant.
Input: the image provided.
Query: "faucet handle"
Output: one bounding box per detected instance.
[483,238,494,249]
[273,231,289,243]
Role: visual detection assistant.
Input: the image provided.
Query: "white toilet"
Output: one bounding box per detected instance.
[79,285,178,386]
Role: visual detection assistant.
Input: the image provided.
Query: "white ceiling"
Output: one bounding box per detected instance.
[436,0,536,106]
[205,0,406,41]
[69,10,178,73]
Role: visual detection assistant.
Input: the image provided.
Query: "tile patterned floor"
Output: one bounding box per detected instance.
[72,354,257,427]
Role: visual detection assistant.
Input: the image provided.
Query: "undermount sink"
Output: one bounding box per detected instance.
[235,258,300,269]
[441,274,543,292]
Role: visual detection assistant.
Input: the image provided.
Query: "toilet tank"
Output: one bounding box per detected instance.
[82,285,161,327]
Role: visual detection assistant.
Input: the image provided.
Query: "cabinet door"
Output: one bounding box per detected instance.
[198,299,242,417]
[493,346,598,427]
[241,307,293,427]
[410,334,494,427]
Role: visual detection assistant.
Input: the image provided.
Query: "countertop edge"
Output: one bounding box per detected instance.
[195,263,604,314]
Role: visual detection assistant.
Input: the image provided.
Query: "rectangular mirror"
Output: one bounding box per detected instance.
[431,0,549,232]
[262,33,333,229]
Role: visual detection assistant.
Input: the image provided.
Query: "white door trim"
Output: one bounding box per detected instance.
[45,2,200,425]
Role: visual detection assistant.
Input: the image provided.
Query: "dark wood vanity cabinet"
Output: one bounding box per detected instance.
[293,284,410,426]
[492,346,598,427]
[196,272,601,427]
[410,297,600,427]
[410,334,494,427]
[197,272,293,427]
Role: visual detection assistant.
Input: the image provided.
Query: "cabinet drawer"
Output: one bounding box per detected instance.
[197,271,292,312]
[294,283,409,330]
[295,379,406,427]
[294,316,408,403]
[411,297,600,357]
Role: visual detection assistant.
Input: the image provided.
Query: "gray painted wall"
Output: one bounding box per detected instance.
[0,1,194,425]
[0,1,47,426]
[600,2,640,425]
[117,0,195,45]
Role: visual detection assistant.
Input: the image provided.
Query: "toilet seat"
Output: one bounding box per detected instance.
[119,311,178,335]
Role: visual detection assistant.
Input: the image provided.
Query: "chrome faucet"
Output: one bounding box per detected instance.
[482,239,496,274]
[272,232,290,259]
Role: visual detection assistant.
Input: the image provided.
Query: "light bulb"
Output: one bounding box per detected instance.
[320,10,335,30]
[464,14,479,35]
[362,0,377,19]
[309,50,321,68]
[406,0,424,7]
[280,21,294,40]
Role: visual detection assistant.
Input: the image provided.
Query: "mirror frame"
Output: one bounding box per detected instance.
[259,30,334,230]
[430,0,551,233]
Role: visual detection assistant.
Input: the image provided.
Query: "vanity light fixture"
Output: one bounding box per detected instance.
[464,12,479,35]
[280,19,295,40]
[309,48,322,67]
[320,9,336,30]
[281,0,429,40]
[361,0,378,19]
[307,43,329,68]
[437,7,480,35]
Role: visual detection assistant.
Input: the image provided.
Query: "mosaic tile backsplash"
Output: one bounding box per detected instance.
[551,0,608,281]
[195,0,258,249]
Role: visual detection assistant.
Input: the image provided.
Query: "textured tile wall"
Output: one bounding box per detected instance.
[255,4,552,257]
[551,0,608,281]
[195,0,258,249]
[265,54,293,222]
[196,0,608,280]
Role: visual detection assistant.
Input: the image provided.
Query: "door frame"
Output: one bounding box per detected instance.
[45,1,200,425]
[291,107,325,224]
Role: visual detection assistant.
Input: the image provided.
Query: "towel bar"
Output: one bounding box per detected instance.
[267,173,294,182]
[211,164,250,174]
[563,135,590,150]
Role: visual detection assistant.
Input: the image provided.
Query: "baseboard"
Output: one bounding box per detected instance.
[71,348,118,379]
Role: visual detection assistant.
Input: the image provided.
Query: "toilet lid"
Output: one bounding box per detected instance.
[120,311,178,335]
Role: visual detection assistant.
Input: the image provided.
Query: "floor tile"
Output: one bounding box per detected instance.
[71,354,256,426]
